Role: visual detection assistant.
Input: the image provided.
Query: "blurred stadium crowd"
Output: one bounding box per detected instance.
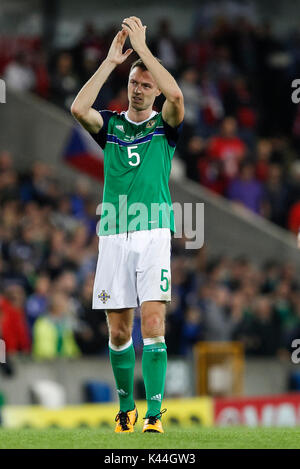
[0,152,300,364]
[1,7,300,365]
[2,14,300,232]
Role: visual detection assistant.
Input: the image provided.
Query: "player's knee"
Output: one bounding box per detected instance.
[109,326,131,347]
[142,313,164,337]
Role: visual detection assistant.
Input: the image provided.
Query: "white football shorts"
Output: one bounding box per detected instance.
[92,228,171,310]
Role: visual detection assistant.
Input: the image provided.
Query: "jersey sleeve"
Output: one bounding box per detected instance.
[162,117,184,148]
[89,110,115,149]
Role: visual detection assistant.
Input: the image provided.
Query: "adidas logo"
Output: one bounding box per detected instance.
[116,125,124,132]
[117,389,128,396]
[150,394,161,402]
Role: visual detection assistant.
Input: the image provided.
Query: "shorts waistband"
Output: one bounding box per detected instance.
[100,228,170,240]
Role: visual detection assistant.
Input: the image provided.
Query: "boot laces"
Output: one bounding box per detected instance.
[144,408,167,425]
[115,411,130,430]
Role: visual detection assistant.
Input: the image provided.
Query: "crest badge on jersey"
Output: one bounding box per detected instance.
[146,119,156,128]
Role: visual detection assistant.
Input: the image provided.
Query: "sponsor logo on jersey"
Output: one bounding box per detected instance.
[98,290,111,304]
[124,135,135,141]
[116,125,124,132]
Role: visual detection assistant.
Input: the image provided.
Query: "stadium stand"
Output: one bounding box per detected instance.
[1,0,300,405]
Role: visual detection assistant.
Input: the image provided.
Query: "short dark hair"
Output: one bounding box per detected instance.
[129,57,162,74]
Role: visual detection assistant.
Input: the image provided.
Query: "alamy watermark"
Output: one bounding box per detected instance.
[0,79,6,103]
[96,196,204,249]
[0,340,6,364]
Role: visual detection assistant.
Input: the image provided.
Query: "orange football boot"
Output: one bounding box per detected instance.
[142,409,167,433]
[114,405,138,433]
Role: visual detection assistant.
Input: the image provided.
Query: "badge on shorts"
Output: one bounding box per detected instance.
[98,290,111,304]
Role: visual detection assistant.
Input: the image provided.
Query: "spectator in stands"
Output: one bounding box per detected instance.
[80,47,102,85]
[234,296,281,356]
[45,229,68,278]
[281,292,300,353]
[202,285,236,341]
[65,225,90,267]
[227,160,266,215]
[199,70,224,135]
[0,168,19,203]
[184,29,213,71]
[182,135,206,182]
[226,256,252,292]
[4,52,36,92]
[32,291,80,360]
[180,306,203,355]
[207,116,247,183]
[34,49,50,99]
[53,270,78,300]
[230,291,249,326]
[164,257,188,355]
[255,139,273,182]
[108,87,128,113]
[264,163,289,227]
[151,19,180,76]
[20,162,58,205]
[74,275,107,355]
[50,52,80,110]
[287,161,300,234]
[0,151,14,175]
[197,148,227,195]
[208,46,237,85]
[273,281,296,337]
[288,200,300,235]
[222,76,257,148]
[70,177,91,219]
[51,195,80,234]
[178,67,202,140]
[26,273,50,332]
[74,22,105,80]
[0,199,20,238]
[288,161,300,207]
[0,285,31,354]
[261,260,281,294]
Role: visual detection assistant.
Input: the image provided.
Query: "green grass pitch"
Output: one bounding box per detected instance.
[1,426,300,449]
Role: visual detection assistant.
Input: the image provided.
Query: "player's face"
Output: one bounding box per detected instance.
[128,67,161,111]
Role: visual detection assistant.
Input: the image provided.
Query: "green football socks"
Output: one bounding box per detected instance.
[142,338,167,418]
[109,339,135,413]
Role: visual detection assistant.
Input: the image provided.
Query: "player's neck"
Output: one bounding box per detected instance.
[126,106,154,124]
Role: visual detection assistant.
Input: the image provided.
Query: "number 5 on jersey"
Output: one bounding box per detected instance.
[128,146,140,166]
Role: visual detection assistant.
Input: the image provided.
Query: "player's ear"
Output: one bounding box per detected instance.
[156,88,162,97]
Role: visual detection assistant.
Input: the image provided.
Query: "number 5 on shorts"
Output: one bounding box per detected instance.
[160,269,169,292]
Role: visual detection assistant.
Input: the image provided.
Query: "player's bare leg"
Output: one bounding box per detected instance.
[106,308,138,432]
[141,301,166,339]
[140,301,167,433]
[106,308,134,346]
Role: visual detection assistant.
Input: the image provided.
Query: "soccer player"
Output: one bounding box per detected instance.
[71,16,184,433]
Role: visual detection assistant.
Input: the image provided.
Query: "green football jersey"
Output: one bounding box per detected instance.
[90,110,183,235]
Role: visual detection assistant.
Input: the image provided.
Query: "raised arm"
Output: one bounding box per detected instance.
[122,16,184,127]
[70,30,133,133]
